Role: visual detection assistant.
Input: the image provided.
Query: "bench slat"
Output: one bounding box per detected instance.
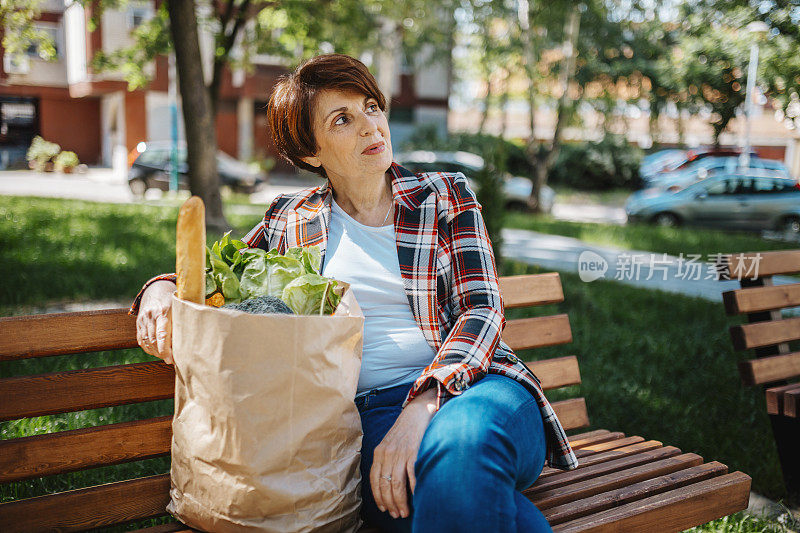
[785,388,800,417]
[530,453,704,510]
[499,273,564,308]
[568,430,622,449]
[529,447,682,495]
[729,316,800,351]
[543,461,728,526]
[504,314,573,351]
[573,436,646,457]
[739,351,800,385]
[552,471,751,533]
[527,356,581,390]
[0,362,174,422]
[719,250,800,278]
[0,416,172,483]
[540,441,663,480]
[551,398,590,431]
[0,308,137,361]
[0,474,170,532]
[765,382,800,415]
[723,283,800,315]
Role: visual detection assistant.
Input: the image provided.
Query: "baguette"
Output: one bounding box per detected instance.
[176,196,206,304]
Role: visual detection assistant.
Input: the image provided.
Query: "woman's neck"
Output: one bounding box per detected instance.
[328,170,394,226]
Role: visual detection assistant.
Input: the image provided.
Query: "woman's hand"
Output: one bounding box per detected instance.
[136,280,177,364]
[371,387,438,519]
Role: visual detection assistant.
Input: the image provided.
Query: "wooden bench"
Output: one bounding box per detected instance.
[0,272,752,532]
[718,249,800,495]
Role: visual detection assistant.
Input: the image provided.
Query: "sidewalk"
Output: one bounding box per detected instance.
[501,227,798,308]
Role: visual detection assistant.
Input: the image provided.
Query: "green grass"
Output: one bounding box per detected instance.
[1,196,797,531]
[0,196,264,315]
[506,211,799,259]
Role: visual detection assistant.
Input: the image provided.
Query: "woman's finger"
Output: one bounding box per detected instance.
[370,451,386,512]
[379,461,399,518]
[144,314,158,358]
[390,457,409,518]
[155,312,173,365]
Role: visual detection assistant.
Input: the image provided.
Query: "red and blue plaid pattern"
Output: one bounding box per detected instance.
[130,162,578,471]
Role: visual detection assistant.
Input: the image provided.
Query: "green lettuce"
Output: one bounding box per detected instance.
[281,274,342,315]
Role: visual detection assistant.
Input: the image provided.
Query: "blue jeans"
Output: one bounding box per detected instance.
[355,374,552,533]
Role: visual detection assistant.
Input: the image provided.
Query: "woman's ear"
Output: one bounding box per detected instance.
[301,155,322,168]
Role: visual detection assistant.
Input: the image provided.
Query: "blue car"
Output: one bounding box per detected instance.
[626,171,800,233]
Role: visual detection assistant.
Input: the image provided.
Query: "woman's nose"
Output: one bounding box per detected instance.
[359,113,379,136]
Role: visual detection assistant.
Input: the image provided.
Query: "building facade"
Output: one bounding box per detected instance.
[0,1,451,174]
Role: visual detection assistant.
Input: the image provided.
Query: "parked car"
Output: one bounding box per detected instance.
[647,147,758,179]
[625,171,800,233]
[128,142,266,196]
[639,149,686,181]
[394,150,555,213]
[646,155,791,189]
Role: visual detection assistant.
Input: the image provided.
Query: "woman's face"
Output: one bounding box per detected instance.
[302,89,393,181]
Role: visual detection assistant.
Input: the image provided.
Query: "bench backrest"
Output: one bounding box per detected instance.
[718,250,800,413]
[0,273,586,531]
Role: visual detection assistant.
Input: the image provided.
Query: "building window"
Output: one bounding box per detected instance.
[25,24,59,58]
[127,5,153,29]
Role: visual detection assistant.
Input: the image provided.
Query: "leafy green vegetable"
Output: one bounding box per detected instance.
[281,274,341,315]
[204,237,340,314]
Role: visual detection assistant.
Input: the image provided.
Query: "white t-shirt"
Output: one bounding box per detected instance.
[322,198,437,396]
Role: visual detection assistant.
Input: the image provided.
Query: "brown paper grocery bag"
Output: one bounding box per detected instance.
[168,289,364,532]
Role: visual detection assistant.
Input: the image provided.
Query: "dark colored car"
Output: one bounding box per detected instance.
[128,142,266,196]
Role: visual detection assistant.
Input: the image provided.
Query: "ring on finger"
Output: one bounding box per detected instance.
[381,474,392,481]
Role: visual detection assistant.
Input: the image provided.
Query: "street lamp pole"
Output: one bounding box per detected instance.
[169,53,179,193]
[740,21,769,169]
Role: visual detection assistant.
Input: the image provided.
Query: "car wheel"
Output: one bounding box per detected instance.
[653,212,679,227]
[779,216,800,235]
[129,178,147,198]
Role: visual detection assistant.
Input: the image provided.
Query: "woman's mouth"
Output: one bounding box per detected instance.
[362,142,386,155]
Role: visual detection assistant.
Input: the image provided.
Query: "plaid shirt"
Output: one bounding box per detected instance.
[130,162,578,471]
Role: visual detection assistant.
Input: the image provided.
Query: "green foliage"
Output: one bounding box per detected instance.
[547,135,643,191]
[0,0,56,61]
[25,136,61,171]
[54,151,80,172]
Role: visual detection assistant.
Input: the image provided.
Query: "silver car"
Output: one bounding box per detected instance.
[394,150,555,213]
[625,171,800,233]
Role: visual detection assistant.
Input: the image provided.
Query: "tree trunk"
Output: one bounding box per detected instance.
[167,0,228,233]
[529,3,581,212]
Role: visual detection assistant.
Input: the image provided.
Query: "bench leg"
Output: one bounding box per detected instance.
[769,414,800,499]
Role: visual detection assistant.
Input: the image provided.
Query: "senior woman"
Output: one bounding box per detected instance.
[132,53,577,532]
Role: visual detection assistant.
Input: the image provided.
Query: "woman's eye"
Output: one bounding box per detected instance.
[367,104,379,113]
[334,115,349,125]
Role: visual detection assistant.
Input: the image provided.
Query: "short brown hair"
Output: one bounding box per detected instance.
[267,54,386,177]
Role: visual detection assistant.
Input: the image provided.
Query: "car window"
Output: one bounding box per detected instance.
[729,177,754,195]
[137,149,167,166]
[704,179,728,195]
[758,178,799,193]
